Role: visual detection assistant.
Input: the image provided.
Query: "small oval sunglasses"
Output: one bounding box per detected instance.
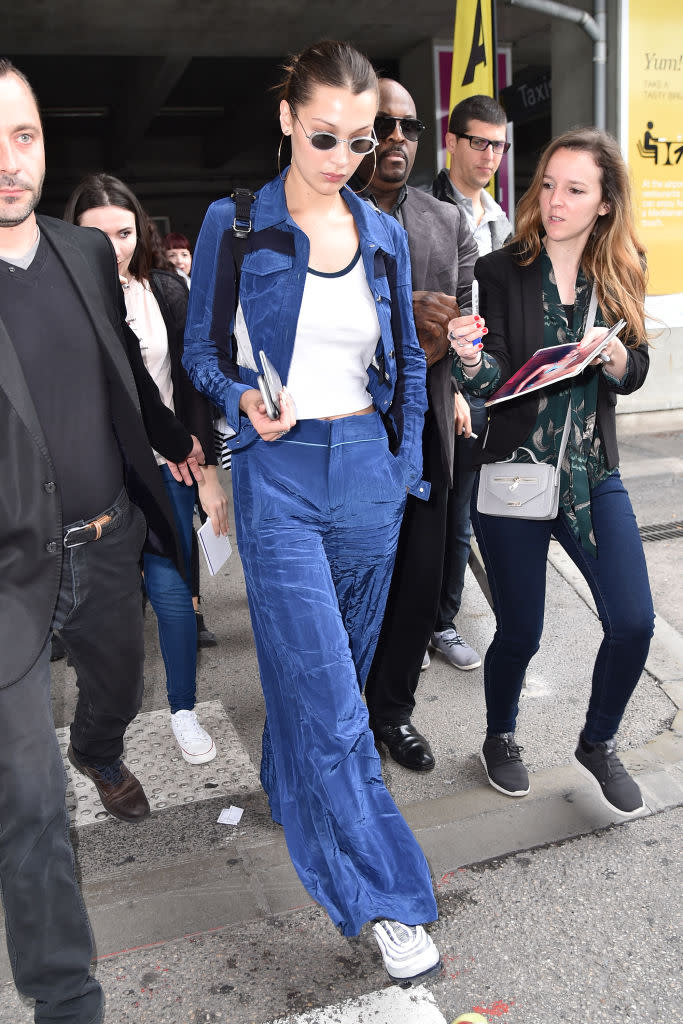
[293,110,378,155]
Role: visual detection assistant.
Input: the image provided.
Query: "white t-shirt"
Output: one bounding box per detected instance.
[285,248,380,419]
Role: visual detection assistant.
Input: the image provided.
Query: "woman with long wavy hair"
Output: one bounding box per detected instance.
[447,127,654,817]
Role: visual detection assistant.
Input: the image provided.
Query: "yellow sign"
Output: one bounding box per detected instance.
[628,0,683,295]
[449,0,496,190]
[449,0,495,106]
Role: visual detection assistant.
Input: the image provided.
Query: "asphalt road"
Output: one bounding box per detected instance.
[1,409,681,1024]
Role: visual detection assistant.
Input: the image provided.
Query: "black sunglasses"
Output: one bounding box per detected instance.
[374,115,426,143]
[456,132,511,155]
[292,110,378,155]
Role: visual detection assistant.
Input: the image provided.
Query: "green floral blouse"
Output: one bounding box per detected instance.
[454,249,621,556]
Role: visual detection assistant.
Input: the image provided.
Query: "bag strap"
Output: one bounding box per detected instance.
[553,404,572,482]
[551,282,596,479]
[230,188,256,318]
[585,281,598,332]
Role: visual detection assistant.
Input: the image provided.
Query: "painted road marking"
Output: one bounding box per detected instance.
[58,700,261,827]
[266,984,449,1023]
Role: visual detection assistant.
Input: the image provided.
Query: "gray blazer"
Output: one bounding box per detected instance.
[400,186,479,484]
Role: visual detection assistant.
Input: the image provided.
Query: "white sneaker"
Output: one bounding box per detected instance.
[421,649,431,671]
[170,709,216,764]
[372,919,440,983]
[430,627,481,670]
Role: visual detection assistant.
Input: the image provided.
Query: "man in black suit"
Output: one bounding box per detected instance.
[355,79,479,771]
[0,60,198,1023]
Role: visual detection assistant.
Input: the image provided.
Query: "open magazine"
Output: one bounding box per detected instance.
[484,319,626,407]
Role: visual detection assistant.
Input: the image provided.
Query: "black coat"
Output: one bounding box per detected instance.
[149,269,215,465]
[472,246,650,465]
[0,216,192,688]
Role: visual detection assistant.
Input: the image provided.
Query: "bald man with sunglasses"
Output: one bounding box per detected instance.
[353,78,479,772]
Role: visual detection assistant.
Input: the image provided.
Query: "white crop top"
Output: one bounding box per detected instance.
[286,248,380,419]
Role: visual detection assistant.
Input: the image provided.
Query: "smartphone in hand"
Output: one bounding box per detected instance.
[257,350,282,420]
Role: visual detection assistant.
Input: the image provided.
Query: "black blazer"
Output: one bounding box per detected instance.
[149,269,216,465]
[0,216,192,688]
[472,246,650,466]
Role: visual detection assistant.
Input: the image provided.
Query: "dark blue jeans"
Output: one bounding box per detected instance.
[143,464,197,714]
[435,395,488,630]
[471,471,654,743]
[0,491,146,1024]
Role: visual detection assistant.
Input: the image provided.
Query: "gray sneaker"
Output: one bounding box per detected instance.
[421,649,430,671]
[430,627,481,670]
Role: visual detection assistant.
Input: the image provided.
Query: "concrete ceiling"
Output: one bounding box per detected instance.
[4,1,552,215]
[5,1,550,62]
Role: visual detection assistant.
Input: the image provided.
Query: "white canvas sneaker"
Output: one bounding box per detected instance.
[170,709,216,764]
[372,919,440,983]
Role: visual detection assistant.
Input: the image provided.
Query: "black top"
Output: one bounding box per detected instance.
[472,245,650,468]
[0,234,122,521]
[148,269,216,466]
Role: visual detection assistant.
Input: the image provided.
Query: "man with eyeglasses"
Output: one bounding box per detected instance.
[428,95,513,676]
[352,78,479,772]
[433,94,512,254]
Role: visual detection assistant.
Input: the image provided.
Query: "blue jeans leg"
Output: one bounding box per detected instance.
[143,464,197,713]
[471,472,654,741]
[232,414,438,937]
[552,473,654,742]
[435,395,488,630]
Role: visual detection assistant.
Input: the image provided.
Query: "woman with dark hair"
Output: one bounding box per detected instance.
[183,40,439,981]
[163,231,192,282]
[64,174,229,765]
[448,127,654,817]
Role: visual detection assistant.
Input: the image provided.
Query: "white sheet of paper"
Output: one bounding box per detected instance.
[217,805,243,825]
[197,519,232,576]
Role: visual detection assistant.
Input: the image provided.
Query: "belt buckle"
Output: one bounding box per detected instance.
[63,526,89,548]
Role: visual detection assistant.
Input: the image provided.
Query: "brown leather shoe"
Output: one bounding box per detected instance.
[67,743,150,823]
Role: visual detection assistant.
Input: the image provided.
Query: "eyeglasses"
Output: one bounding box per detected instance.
[292,111,378,155]
[374,115,426,142]
[456,132,511,155]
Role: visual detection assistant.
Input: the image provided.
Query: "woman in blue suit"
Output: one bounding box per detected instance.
[184,41,439,982]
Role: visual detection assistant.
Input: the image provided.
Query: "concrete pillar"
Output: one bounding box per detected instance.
[550,0,593,133]
[399,39,439,188]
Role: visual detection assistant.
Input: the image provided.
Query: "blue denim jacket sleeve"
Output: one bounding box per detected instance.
[182,199,258,448]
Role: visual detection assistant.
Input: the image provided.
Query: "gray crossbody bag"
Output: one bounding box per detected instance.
[476,284,598,521]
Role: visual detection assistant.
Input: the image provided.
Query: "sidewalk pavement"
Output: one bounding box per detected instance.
[1,409,681,1021]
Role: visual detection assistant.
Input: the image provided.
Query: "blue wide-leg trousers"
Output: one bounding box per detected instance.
[232,412,438,936]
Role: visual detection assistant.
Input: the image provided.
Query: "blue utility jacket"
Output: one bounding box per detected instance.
[182,174,429,497]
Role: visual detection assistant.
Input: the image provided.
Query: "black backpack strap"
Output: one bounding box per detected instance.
[209,189,294,362]
[230,188,256,317]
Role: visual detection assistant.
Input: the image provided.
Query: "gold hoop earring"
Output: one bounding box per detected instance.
[277,134,290,181]
[345,150,377,195]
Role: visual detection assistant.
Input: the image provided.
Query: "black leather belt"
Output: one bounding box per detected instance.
[63,491,129,548]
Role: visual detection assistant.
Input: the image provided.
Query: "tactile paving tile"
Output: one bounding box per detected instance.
[56,700,261,827]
